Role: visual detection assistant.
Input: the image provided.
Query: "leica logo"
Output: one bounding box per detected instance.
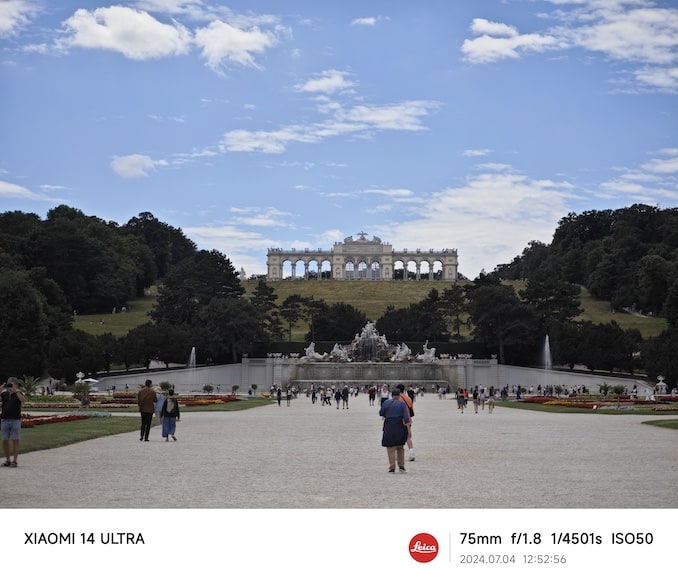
[409,533,439,563]
[411,541,437,552]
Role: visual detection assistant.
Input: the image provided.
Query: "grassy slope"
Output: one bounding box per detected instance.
[73,297,157,337]
[72,279,667,341]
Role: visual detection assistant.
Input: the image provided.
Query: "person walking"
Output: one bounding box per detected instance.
[137,379,157,442]
[396,384,415,461]
[379,384,390,406]
[161,389,180,441]
[341,385,349,409]
[456,389,466,413]
[154,389,165,426]
[1,377,24,467]
[379,386,411,473]
[368,386,376,406]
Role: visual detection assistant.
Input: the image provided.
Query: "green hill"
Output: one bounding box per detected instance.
[73,279,667,340]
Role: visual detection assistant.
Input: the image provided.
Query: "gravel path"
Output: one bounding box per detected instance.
[2,395,676,508]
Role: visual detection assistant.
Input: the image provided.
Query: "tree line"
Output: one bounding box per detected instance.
[1,204,676,387]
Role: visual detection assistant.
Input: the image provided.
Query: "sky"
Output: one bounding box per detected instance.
[1,0,677,279]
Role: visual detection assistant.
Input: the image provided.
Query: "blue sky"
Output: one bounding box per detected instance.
[1,0,676,279]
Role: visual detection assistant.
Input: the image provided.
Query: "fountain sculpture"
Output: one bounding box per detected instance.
[295,322,450,388]
[302,322,431,363]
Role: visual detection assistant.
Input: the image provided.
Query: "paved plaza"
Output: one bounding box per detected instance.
[2,394,676,508]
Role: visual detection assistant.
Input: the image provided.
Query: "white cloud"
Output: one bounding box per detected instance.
[633,65,678,92]
[382,166,575,278]
[350,16,389,27]
[111,154,168,178]
[134,1,208,19]
[345,101,436,131]
[194,20,278,70]
[462,149,492,157]
[0,180,63,202]
[222,126,316,154]
[183,224,278,276]
[597,148,678,201]
[39,184,67,191]
[296,69,355,94]
[59,6,192,59]
[221,91,439,154]
[565,6,678,65]
[363,188,415,198]
[463,2,678,92]
[469,18,518,38]
[228,206,293,227]
[462,27,561,63]
[641,150,678,174]
[0,0,38,37]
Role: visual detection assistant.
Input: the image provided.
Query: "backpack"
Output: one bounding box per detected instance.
[166,397,176,415]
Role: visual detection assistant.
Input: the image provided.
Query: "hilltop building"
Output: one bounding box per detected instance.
[266,232,458,281]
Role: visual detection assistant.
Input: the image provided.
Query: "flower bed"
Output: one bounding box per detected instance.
[520,395,676,410]
[21,414,90,428]
[179,394,239,407]
[98,398,137,405]
[652,404,678,412]
[24,402,80,409]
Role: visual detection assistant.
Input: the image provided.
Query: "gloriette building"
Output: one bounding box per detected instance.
[266,232,458,281]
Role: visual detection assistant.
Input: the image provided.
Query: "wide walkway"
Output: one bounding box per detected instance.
[2,394,676,508]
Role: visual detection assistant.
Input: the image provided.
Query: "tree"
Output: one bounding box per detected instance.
[439,285,467,340]
[123,211,196,279]
[279,294,308,342]
[47,329,104,381]
[376,292,449,343]
[465,277,538,364]
[18,375,41,396]
[249,279,284,345]
[118,323,161,371]
[198,298,261,363]
[36,205,155,313]
[0,269,51,380]
[152,249,244,326]
[664,278,678,328]
[636,254,671,315]
[519,267,582,333]
[642,328,678,388]
[578,321,639,374]
[309,302,367,342]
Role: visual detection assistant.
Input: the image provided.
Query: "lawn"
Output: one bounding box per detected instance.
[19,416,142,454]
[73,296,157,337]
[19,397,274,454]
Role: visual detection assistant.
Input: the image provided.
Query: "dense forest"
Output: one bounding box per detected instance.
[0,204,676,386]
